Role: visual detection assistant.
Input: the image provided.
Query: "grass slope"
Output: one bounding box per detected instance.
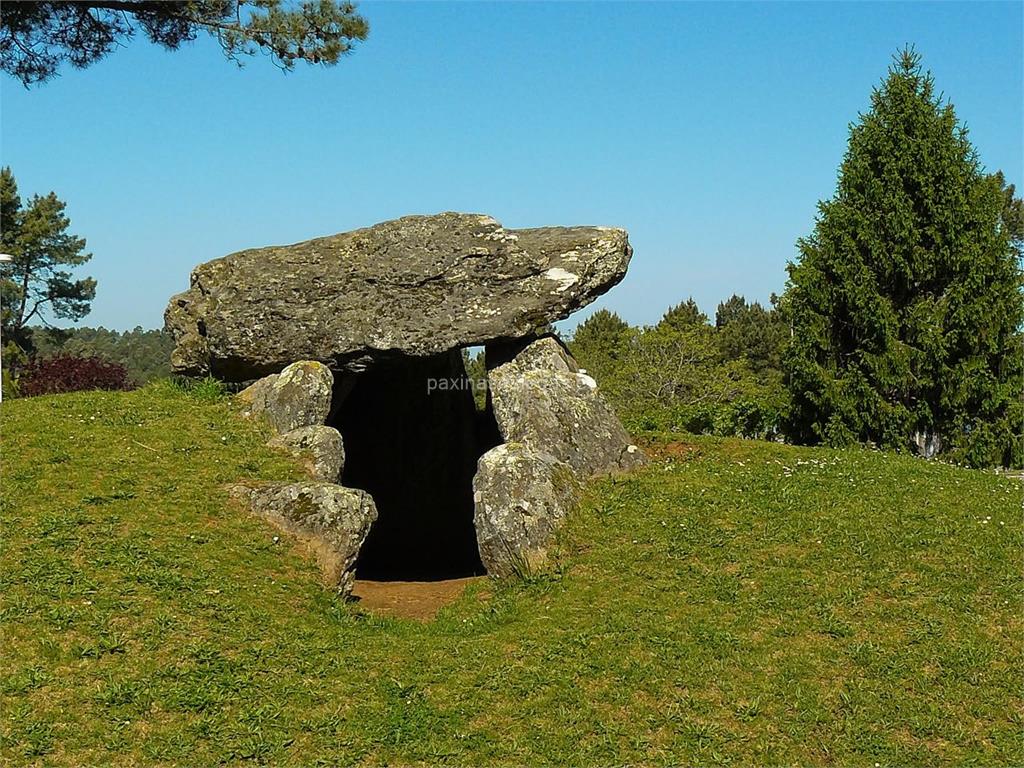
[1,385,1021,766]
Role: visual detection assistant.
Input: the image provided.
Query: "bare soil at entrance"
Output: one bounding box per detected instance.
[350,576,487,621]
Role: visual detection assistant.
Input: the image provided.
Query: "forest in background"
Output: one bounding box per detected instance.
[2,51,1021,468]
[569,297,787,441]
[16,326,173,386]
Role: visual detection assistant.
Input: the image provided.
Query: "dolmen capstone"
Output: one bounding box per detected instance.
[167,213,644,595]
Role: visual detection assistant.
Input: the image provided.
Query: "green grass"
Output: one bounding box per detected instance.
[1,385,1021,766]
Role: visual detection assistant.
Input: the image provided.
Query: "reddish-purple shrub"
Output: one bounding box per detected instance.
[18,354,133,397]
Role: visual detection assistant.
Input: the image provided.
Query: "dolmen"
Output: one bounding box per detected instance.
[165,213,644,595]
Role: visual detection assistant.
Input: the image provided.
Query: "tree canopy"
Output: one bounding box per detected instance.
[782,49,1023,467]
[658,298,709,331]
[0,0,369,86]
[715,294,788,374]
[0,167,95,355]
[27,325,174,385]
[569,300,787,440]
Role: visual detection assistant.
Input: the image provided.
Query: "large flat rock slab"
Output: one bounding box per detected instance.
[166,212,632,381]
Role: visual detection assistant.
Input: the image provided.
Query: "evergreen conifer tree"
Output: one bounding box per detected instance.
[783,49,1023,467]
[659,298,708,331]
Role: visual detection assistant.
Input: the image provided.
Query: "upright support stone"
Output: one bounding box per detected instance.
[485,335,645,476]
[268,425,345,483]
[472,443,581,577]
[230,482,377,597]
[237,360,334,434]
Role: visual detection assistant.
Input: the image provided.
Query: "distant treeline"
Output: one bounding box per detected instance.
[23,326,174,385]
[569,297,788,442]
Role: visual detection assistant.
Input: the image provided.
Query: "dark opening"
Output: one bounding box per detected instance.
[331,351,500,581]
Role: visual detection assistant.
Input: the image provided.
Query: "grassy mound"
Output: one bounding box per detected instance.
[1,385,1020,765]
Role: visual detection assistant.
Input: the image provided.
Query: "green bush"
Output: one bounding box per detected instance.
[574,321,788,441]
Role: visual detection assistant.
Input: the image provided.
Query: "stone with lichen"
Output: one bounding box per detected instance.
[164,212,632,381]
[268,425,345,483]
[237,360,333,434]
[230,481,376,597]
[472,443,581,577]
[485,335,645,476]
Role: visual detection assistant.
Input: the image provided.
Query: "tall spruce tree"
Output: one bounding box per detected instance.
[783,49,1023,467]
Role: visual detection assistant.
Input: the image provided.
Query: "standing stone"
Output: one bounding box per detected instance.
[237,360,334,434]
[230,482,377,596]
[472,443,582,577]
[486,335,645,476]
[268,425,345,483]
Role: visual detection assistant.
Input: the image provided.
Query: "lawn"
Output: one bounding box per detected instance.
[1,384,1021,766]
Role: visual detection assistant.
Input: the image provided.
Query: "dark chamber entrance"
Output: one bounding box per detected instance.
[331,351,499,581]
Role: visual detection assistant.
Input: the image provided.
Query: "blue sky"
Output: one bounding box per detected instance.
[1,1,1021,332]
